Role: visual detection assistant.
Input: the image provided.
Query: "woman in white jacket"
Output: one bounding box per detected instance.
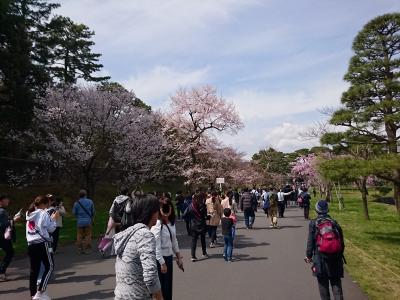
[26,195,59,300]
[151,201,183,300]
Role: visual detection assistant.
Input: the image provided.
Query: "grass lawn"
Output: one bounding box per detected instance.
[311,189,400,300]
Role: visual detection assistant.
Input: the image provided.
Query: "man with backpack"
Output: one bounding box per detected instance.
[305,200,345,300]
[109,187,131,231]
[299,188,312,220]
[268,187,279,228]
[72,190,95,254]
[240,188,256,229]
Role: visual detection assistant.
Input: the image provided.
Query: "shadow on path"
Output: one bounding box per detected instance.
[54,289,114,300]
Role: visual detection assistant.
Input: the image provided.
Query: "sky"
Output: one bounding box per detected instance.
[55,0,400,158]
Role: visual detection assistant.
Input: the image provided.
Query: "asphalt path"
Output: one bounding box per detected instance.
[0,207,367,300]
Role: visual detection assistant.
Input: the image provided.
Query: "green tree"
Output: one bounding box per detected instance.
[252,147,292,174]
[0,0,58,140]
[319,137,377,220]
[45,16,110,84]
[328,13,400,214]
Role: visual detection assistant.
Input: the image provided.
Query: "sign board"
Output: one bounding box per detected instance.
[216,178,225,184]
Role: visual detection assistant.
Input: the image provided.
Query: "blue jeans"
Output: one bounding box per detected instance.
[244,207,255,227]
[223,235,233,261]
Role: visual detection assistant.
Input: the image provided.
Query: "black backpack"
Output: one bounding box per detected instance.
[120,198,135,230]
[111,197,130,224]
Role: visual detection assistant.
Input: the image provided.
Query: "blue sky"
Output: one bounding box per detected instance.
[55,0,400,157]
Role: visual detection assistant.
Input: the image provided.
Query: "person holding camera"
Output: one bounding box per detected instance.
[46,195,66,253]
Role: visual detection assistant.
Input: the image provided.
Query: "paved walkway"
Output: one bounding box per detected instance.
[1,208,367,300]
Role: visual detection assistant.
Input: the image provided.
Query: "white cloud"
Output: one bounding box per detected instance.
[264,122,319,152]
[55,0,261,54]
[122,65,209,105]
[227,76,348,121]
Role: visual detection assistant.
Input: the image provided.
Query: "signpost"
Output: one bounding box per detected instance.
[216,177,225,191]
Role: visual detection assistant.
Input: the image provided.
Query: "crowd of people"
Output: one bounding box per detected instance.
[0,184,345,300]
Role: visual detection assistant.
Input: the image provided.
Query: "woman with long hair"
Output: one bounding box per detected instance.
[183,192,209,262]
[26,195,59,300]
[113,193,163,300]
[206,192,222,248]
[151,200,183,300]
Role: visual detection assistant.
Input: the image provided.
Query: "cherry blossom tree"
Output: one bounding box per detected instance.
[291,154,333,201]
[167,85,243,163]
[33,85,165,196]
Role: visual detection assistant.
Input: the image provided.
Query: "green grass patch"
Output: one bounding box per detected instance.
[313,189,400,300]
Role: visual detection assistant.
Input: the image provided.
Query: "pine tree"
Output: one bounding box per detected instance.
[45,16,110,84]
[327,13,400,214]
[0,0,58,137]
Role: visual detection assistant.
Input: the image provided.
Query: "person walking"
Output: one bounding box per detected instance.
[0,195,21,281]
[277,189,292,218]
[221,208,235,262]
[151,201,184,300]
[305,200,345,300]
[300,188,312,220]
[268,188,279,228]
[175,191,184,221]
[240,188,256,229]
[183,192,209,262]
[113,193,163,300]
[181,193,193,236]
[46,196,66,253]
[206,192,222,248]
[262,188,270,220]
[26,195,59,300]
[72,190,95,254]
[108,188,131,233]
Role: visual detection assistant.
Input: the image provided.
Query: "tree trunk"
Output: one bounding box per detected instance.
[356,178,370,220]
[393,178,400,215]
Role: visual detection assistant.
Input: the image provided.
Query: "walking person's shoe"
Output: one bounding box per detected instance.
[269,224,274,228]
[202,253,209,259]
[191,257,198,262]
[210,243,215,248]
[32,291,51,300]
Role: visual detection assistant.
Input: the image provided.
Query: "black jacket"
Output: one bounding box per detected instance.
[183,203,207,233]
[240,192,256,210]
[306,214,345,278]
[221,217,234,236]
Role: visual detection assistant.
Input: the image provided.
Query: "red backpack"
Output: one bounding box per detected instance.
[315,218,343,255]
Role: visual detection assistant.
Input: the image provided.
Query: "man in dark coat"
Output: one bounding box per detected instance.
[240,188,256,229]
[305,200,345,300]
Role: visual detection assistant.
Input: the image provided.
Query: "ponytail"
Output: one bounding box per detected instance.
[27,195,49,215]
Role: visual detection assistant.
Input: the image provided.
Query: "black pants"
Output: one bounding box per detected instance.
[191,230,206,258]
[304,206,310,219]
[278,201,285,217]
[0,239,14,274]
[157,255,173,300]
[51,227,60,252]
[176,203,182,220]
[185,219,192,236]
[317,276,343,300]
[208,226,217,243]
[28,242,54,297]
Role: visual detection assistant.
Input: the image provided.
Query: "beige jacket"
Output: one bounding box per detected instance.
[206,197,222,226]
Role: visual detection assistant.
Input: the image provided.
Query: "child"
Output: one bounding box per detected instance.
[221,208,234,262]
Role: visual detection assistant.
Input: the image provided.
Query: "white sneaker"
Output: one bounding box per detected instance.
[32,291,51,300]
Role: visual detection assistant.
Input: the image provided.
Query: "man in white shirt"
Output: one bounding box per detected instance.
[277,189,292,218]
